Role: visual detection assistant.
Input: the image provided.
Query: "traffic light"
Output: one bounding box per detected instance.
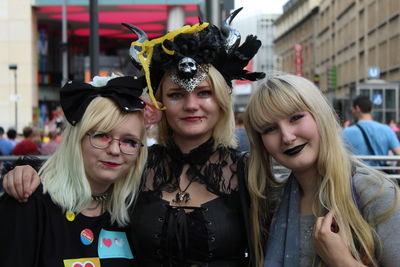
[313,74,320,86]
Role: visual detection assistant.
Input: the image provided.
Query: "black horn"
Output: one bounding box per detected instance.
[221,7,243,54]
[122,23,148,69]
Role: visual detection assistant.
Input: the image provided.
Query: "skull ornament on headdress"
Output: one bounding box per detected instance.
[178,57,197,78]
[122,7,265,109]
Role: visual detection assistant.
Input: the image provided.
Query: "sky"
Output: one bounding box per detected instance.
[234,0,287,15]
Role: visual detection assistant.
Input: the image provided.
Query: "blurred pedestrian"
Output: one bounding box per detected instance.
[235,113,250,152]
[40,130,59,155]
[6,128,18,146]
[0,127,14,156]
[12,126,40,156]
[389,120,400,133]
[343,95,400,167]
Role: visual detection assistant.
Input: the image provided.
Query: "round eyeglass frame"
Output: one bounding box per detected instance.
[86,132,143,155]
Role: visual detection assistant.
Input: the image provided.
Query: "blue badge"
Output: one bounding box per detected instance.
[98,229,133,259]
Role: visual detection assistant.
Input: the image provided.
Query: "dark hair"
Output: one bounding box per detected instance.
[0,126,4,135]
[22,126,33,138]
[7,128,17,139]
[353,95,372,113]
[48,130,58,140]
[235,113,245,125]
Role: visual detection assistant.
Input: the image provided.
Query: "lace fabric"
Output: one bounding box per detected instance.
[142,138,240,197]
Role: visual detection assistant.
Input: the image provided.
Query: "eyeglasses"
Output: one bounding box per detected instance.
[86,132,143,155]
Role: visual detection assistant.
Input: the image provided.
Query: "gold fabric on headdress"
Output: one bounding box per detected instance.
[131,23,209,110]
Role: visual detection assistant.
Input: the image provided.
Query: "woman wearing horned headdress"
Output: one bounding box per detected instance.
[122,8,264,266]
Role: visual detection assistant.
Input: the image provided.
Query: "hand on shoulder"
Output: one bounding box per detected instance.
[2,165,40,202]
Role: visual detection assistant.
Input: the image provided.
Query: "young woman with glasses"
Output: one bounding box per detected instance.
[0,75,148,266]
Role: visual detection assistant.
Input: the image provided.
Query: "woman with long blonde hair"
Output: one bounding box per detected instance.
[245,73,400,266]
[0,75,148,266]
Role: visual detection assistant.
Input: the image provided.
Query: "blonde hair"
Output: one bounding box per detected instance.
[40,97,147,227]
[244,73,399,266]
[155,65,237,149]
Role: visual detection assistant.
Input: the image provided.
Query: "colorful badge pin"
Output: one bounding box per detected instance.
[80,228,95,245]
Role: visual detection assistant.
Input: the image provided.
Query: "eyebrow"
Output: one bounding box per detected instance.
[196,85,211,89]
[262,122,274,128]
[121,134,140,139]
[165,85,211,92]
[94,130,140,140]
[165,87,183,92]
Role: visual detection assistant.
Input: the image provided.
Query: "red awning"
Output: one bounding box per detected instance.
[36,4,200,39]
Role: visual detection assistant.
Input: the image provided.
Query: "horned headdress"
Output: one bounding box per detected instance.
[123,7,265,109]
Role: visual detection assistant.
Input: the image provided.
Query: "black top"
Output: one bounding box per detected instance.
[0,188,134,267]
[129,139,250,267]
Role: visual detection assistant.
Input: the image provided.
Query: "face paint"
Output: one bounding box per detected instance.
[202,98,212,104]
[169,99,180,105]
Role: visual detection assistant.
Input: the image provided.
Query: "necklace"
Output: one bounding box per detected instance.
[86,200,102,211]
[86,190,110,212]
[172,178,194,204]
[91,191,110,201]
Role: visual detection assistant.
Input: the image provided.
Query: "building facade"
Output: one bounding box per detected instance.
[232,13,279,112]
[274,0,321,80]
[1,0,38,132]
[274,0,400,121]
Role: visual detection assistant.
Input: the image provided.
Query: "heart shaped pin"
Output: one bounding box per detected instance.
[72,261,95,267]
[103,238,112,247]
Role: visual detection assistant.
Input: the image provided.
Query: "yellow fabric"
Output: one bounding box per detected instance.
[130,23,209,110]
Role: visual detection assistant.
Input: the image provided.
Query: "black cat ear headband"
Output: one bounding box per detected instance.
[60,76,147,126]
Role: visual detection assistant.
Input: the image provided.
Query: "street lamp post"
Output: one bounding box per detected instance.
[8,64,18,131]
[90,0,99,79]
[61,0,68,87]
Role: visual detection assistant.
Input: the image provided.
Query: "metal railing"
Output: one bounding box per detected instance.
[273,155,400,180]
[1,155,400,180]
[0,155,50,161]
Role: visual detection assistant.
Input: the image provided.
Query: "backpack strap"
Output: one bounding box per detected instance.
[355,123,376,155]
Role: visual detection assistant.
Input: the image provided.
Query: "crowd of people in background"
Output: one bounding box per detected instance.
[0,126,62,157]
[0,126,62,189]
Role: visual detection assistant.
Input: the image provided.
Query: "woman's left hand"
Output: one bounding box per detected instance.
[313,210,366,267]
[139,95,163,128]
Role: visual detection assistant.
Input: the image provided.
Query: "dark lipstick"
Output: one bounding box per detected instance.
[284,143,307,155]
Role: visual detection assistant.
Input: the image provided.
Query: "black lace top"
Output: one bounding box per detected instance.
[129,139,248,267]
[143,138,240,195]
